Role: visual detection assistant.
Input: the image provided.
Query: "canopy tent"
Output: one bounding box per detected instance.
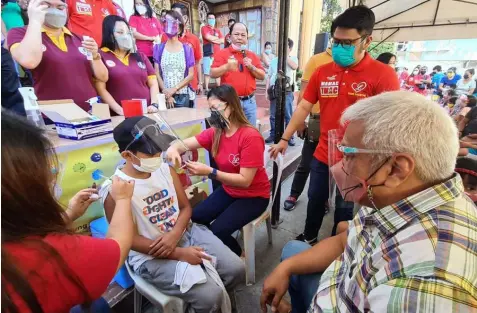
[344,0,477,42]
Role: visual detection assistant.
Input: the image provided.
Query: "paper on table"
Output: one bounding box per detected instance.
[157,94,167,111]
[40,103,92,122]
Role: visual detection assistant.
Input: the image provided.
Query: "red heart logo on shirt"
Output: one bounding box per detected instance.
[351,82,367,93]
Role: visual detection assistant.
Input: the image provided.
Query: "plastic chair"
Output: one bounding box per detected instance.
[242,153,284,285]
[125,263,185,313]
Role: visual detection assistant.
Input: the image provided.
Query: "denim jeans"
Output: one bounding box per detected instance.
[240,95,257,127]
[304,158,330,240]
[192,186,268,256]
[281,241,321,313]
[269,91,294,138]
[289,139,318,199]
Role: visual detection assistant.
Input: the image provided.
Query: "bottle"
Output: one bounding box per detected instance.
[18,87,45,128]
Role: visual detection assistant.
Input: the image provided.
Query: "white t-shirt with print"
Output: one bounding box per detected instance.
[100,163,179,270]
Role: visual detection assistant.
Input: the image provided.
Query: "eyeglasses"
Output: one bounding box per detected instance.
[331,36,367,48]
[337,143,392,155]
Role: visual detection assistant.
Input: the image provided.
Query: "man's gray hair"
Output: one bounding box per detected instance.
[341,91,459,183]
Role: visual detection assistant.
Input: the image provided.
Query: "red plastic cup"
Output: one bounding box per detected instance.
[121,100,143,118]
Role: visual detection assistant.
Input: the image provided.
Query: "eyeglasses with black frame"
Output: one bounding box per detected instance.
[331,35,368,48]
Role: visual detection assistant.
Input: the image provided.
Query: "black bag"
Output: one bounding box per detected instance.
[267,85,277,100]
[203,43,213,57]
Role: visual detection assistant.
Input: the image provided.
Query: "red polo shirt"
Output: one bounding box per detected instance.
[129,15,163,57]
[161,30,201,90]
[67,0,117,44]
[201,25,223,56]
[303,53,400,164]
[100,48,155,114]
[212,46,264,96]
[8,26,97,111]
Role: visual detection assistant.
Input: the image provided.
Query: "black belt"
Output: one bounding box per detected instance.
[239,93,255,101]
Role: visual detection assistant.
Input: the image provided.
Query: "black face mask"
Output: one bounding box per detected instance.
[207,109,230,129]
[420,70,426,74]
[464,74,470,79]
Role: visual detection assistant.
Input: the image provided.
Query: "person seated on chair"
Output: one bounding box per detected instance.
[166,85,270,257]
[101,115,244,313]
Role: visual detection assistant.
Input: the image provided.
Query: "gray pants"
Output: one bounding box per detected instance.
[135,223,245,313]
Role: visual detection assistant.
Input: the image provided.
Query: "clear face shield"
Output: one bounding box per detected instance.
[328,129,392,205]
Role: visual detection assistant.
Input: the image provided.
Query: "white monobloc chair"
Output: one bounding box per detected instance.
[242,152,284,285]
[125,262,185,313]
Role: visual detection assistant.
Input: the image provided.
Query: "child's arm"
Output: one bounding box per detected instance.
[148,167,193,258]
[104,193,154,255]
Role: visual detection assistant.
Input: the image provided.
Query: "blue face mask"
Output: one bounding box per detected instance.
[332,44,356,67]
[208,18,215,27]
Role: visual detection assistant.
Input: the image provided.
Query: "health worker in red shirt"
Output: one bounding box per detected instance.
[96,15,159,116]
[406,65,431,95]
[129,0,163,65]
[211,22,265,127]
[270,5,400,246]
[66,0,117,45]
[170,2,203,107]
[166,85,270,256]
[201,12,223,92]
[8,0,108,111]
[1,110,136,313]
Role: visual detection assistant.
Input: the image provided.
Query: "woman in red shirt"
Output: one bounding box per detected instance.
[166,85,270,256]
[1,110,135,313]
[406,66,431,95]
[129,0,163,65]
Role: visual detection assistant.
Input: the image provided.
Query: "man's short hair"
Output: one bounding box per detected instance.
[331,5,375,36]
[341,91,459,183]
[171,3,188,18]
[207,13,215,18]
[287,38,294,49]
[264,41,272,48]
[433,65,442,72]
[230,22,248,35]
[228,18,236,25]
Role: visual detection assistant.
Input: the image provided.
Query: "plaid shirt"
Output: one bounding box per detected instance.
[308,174,477,312]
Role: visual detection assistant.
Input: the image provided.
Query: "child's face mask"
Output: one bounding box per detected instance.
[130,153,163,173]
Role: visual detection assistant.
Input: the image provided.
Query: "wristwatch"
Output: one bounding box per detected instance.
[93,53,101,61]
[208,168,217,180]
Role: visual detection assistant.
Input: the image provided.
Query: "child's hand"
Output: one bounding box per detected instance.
[148,230,182,258]
[177,246,212,265]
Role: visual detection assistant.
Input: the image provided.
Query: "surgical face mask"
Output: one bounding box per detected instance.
[332,44,356,67]
[164,19,179,38]
[115,33,133,51]
[413,70,419,75]
[231,43,246,51]
[447,72,455,79]
[464,74,470,79]
[135,5,147,15]
[208,18,215,27]
[207,108,230,130]
[265,48,272,55]
[45,8,67,29]
[330,158,388,204]
[131,153,163,173]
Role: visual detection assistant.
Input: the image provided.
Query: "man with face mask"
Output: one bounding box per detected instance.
[211,22,265,127]
[270,5,399,245]
[201,12,223,93]
[262,91,477,313]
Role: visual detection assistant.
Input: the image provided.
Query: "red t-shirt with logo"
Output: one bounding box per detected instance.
[406,73,430,95]
[303,53,400,165]
[129,15,163,57]
[4,234,120,313]
[196,126,270,199]
[201,25,223,56]
[67,0,117,44]
[161,31,202,90]
[212,46,264,96]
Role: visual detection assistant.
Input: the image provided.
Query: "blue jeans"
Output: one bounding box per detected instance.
[240,95,257,127]
[281,241,321,313]
[191,186,269,256]
[269,91,294,138]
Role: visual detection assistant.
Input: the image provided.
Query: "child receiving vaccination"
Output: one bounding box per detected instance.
[100,116,244,312]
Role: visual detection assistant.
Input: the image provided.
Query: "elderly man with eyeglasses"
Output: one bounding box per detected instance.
[263,91,477,313]
[270,5,400,246]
